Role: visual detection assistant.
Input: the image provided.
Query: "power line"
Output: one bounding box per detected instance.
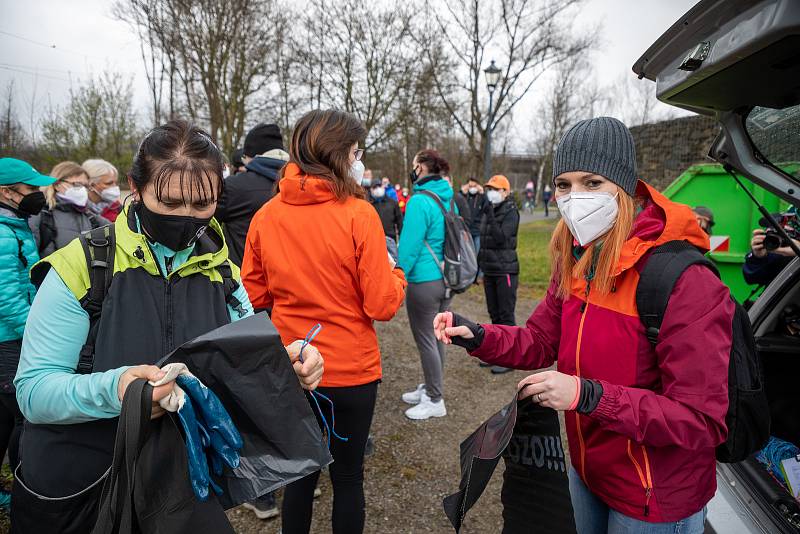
[0,30,107,61]
[0,65,71,83]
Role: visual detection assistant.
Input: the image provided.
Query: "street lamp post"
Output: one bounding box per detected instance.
[483,60,502,180]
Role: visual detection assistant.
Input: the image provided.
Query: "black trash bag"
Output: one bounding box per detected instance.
[159,312,333,510]
[443,395,575,533]
[500,400,575,534]
[92,378,234,534]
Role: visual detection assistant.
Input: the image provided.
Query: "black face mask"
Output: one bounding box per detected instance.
[15,191,47,217]
[409,167,419,184]
[136,200,212,252]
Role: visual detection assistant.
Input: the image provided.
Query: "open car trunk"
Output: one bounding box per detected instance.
[738,258,800,532]
[633,0,800,531]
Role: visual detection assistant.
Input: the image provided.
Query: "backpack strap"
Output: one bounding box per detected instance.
[217,260,247,319]
[418,190,450,215]
[636,240,719,346]
[76,225,115,374]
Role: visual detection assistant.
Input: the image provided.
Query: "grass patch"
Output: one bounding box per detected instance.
[517,218,558,299]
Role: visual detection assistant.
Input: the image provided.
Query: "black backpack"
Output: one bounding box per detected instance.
[418,190,478,296]
[635,240,770,463]
[73,225,247,374]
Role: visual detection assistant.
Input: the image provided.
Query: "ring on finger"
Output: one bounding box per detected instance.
[535,393,542,403]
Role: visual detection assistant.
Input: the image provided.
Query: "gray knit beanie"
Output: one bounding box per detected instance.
[552,117,638,196]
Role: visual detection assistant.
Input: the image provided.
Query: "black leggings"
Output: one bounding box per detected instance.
[0,392,22,472]
[282,381,378,534]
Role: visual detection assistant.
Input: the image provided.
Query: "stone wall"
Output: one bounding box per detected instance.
[630,115,720,191]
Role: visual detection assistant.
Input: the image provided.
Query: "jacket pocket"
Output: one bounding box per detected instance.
[626,440,654,517]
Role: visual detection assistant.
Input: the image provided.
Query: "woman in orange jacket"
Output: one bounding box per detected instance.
[241,109,407,534]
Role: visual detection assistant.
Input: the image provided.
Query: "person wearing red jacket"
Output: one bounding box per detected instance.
[434,117,733,533]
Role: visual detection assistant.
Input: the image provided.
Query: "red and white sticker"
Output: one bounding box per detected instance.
[709,235,730,253]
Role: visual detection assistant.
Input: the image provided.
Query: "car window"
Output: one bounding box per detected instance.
[745,104,800,182]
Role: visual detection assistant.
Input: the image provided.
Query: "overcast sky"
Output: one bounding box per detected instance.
[0,0,698,148]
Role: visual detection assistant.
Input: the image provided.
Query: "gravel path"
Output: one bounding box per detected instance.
[227,288,542,533]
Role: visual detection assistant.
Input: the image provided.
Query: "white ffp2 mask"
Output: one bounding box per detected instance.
[556,192,619,246]
[350,160,365,184]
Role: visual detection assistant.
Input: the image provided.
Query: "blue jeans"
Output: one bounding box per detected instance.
[568,468,706,534]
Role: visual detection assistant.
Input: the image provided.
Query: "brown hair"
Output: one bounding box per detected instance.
[45,161,89,209]
[284,109,367,201]
[549,192,637,298]
[414,149,450,176]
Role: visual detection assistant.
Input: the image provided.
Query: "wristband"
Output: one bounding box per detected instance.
[567,375,581,411]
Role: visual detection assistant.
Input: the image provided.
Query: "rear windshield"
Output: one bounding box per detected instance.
[745,104,800,182]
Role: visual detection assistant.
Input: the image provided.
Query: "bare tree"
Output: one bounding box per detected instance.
[424,0,596,178]
[612,74,676,127]
[114,0,279,153]
[532,56,609,197]
[296,0,422,150]
[40,72,139,171]
[0,81,26,155]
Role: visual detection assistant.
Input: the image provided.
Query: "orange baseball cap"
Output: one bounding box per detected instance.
[485,175,510,191]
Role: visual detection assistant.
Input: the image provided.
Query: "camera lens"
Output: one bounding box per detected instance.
[763,232,784,251]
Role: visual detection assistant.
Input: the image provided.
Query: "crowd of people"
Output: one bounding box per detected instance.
[0,110,788,534]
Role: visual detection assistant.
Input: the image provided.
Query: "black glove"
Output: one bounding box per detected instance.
[449,313,485,352]
[576,379,604,414]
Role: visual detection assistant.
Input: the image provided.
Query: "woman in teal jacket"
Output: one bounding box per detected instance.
[398,149,456,421]
[0,158,56,507]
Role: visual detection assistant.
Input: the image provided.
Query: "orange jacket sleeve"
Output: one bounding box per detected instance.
[354,205,407,321]
[241,212,274,311]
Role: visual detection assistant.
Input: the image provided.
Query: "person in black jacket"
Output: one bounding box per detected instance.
[215,123,288,267]
[477,175,519,374]
[369,178,403,241]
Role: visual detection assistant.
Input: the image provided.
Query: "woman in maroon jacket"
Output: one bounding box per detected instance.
[434,118,733,534]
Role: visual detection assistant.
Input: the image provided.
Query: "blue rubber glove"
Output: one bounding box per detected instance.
[175,393,212,501]
[176,374,243,452]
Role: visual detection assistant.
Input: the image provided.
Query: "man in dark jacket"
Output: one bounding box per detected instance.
[459,177,485,254]
[477,175,519,374]
[215,123,288,267]
[369,178,403,241]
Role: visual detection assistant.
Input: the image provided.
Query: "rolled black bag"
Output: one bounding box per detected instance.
[159,312,333,509]
[443,395,575,533]
[92,378,233,534]
[500,400,575,534]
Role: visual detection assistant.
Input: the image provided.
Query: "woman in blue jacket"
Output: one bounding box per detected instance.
[398,149,455,421]
[0,158,55,508]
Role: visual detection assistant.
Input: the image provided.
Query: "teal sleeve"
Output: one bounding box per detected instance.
[229,282,254,321]
[398,197,428,274]
[14,269,130,424]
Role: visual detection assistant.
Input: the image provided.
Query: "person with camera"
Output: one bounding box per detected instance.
[743,209,798,287]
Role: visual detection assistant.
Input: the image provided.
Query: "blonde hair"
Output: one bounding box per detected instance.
[45,161,89,209]
[81,159,118,184]
[549,192,638,299]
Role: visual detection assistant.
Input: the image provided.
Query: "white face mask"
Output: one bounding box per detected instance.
[222,167,231,179]
[371,187,385,198]
[99,185,120,203]
[486,190,503,204]
[350,160,365,184]
[556,192,619,246]
[57,186,89,208]
[468,187,479,195]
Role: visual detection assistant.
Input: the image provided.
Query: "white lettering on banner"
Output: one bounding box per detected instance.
[506,434,567,472]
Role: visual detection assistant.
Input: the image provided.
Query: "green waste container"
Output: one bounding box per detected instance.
[662,163,797,303]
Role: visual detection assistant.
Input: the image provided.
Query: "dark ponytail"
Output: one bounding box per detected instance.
[130,119,224,205]
[415,149,450,176]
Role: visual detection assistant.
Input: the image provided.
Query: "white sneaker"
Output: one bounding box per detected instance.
[404,398,446,420]
[401,383,430,405]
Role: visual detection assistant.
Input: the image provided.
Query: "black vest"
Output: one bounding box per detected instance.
[20,219,232,496]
